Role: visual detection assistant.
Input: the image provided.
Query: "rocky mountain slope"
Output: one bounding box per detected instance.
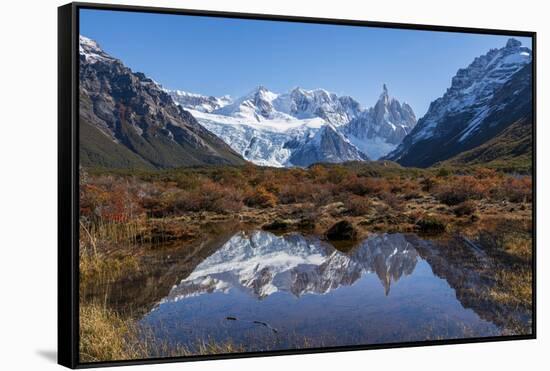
[443,117,532,171]
[288,125,368,166]
[386,39,532,167]
[79,36,245,169]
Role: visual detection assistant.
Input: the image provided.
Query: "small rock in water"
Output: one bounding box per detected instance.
[225,316,237,321]
[262,219,291,231]
[326,220,357,241]
[415,217,447,234]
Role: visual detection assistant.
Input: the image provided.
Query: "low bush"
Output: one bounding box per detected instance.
[434,175,489,206]
[502,177,532,203]
[379,191,404,211]
[453,200,477,216]
[244,186,277,208]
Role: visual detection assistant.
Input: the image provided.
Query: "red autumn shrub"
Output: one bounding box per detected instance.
[379,191,404,211]
[502,177,532,203]
[278,183,314,204]
[434,175,489,206]
[338,175,390,196]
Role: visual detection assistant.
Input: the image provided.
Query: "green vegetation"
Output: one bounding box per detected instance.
[80,120,153,170]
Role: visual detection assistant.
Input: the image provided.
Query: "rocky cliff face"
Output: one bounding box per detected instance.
[79,36,245,169]
[288,125,368,166]
[386,38,532,167]
[342,84,416,159]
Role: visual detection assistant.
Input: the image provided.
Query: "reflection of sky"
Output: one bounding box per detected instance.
[140,231,500,350]
[80,8,533,117]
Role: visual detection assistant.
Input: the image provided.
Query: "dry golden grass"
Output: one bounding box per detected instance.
[489,268,532,308]
[501,233,532,261]
[79,302,245,363]
[79,303,144,362]
[79,221,142,288]
[79,252,140,288]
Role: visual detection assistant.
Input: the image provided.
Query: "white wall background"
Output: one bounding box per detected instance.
[0,0,546,369]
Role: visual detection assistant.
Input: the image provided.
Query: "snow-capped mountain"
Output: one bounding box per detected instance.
[167,90,232,113]
[188,108,327,167]
[342,84,417,160]
[274,87,364,126]
[212,86,364,126]
[79,35,117,64]
[78,35,245,169]
[215,85,290,122]
[160,231,419,302]
[288,125,368,166]
[386,38,533,167]
[173,85,415,166]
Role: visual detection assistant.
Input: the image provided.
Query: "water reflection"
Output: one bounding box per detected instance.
[163,232,418,303]
[136,230,530,352]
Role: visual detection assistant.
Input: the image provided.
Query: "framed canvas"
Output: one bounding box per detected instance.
[58,2,536,368]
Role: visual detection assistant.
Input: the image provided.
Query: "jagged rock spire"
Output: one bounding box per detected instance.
[506,38,522,48]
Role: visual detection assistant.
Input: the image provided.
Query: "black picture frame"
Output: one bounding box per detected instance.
[58,2,537,368]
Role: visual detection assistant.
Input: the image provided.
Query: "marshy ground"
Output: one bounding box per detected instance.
[78,162,533,362]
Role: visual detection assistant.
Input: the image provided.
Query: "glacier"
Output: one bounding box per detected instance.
[167,84,416,167]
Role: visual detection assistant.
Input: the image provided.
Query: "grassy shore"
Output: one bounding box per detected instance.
[80,302,245,362]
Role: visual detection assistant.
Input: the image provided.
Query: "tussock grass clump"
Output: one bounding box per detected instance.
[79,303,145,362]
[79,250,141,289]
[344,195,371,216]
[490,268,533,309]
[79,302,245,363]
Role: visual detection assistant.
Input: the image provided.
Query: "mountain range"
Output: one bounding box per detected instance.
[79,35,533,170]
[171,84,416,166]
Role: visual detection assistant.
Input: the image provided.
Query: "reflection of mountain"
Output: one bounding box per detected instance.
[409,235,532,334]
[162,231,419,302]
[87,228,531,336]
[351,235,418,295]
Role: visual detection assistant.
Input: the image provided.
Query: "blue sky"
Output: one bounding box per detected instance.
[80,9,532,117]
